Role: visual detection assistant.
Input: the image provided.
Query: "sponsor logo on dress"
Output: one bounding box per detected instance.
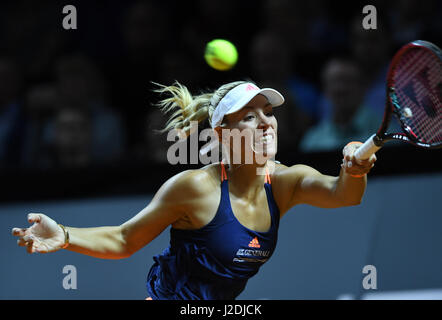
[248,237,260,248]
[233,238,270,263]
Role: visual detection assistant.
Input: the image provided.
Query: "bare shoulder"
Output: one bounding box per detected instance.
[271,162,319,185]
[163,163,222,229]
[158,163,220,201]
[269,162,320,215]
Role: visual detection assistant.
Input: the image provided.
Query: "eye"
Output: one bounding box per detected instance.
[244,115,255,121]
[265,111,274,117]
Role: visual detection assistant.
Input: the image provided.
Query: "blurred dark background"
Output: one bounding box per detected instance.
[2,0,442,301]
[0,0,441,201]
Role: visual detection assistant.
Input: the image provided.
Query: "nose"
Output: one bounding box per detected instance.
[257,111,271,130]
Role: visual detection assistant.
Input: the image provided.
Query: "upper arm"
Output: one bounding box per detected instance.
[120,170,205,255]
[276,164,342,211]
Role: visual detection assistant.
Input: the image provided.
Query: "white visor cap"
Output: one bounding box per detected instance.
[210,82,285,128]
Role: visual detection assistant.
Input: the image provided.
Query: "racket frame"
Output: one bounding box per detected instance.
[355,40,442,160]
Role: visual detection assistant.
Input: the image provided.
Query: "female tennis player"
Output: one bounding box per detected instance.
[11,81,376,299]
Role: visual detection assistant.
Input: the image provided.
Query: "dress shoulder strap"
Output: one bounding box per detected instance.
[220,161,271,184]
[264,167,271,184]
[220,161,228,182]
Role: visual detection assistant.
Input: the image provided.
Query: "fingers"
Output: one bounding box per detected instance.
[26,241,34,254]
[345,154,352,167]
[353,154,377,168]
[12,213,44,237]
[17,238,27,247]
[27,213,42,224]
[13,213,50,254]
[342,152,376,176]
[343,143,362,168]
[343,142,362,157]
[14,231,36,253]
[348,156,374,168]
[17,236,35,253]
[342,142,377,171]
[11,228,27,237]
[12,228,30,248]
[22,234,34,242]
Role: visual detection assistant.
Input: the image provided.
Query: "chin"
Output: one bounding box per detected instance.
[253,142,277,163]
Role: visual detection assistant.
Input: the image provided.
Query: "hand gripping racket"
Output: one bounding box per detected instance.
[355,40,442,160]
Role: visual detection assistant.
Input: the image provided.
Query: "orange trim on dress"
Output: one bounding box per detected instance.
[265,167,271,184]
[220,161,271,184]
[220,161,228,181]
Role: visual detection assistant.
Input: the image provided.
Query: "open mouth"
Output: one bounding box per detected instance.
[255,133,275,145]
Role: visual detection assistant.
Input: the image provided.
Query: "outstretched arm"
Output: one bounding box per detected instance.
[12,170,201,259]
[275,142,376,213]
[65,225,130,259]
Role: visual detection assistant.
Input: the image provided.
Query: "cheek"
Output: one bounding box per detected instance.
[266,117,278,134]
[224,127,255,150]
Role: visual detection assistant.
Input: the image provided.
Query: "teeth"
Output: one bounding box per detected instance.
[260,135,273,143]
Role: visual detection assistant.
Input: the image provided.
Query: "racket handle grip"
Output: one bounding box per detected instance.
[354,134,382,160]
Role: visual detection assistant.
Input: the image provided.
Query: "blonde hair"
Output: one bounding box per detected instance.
[152,80,250,137]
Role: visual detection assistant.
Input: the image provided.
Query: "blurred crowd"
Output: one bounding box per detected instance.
[0,0,441,170]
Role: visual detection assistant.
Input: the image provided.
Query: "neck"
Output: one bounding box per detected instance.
[224,161,267,200]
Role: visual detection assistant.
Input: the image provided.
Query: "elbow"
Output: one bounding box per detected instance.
[118,225,135,259]
[118,242,134,259]
[119,251,133,259]
[350,199,362,206]
[122,245,136,259]
[336,188,365,207]
[342,197,363,207]
[334,192,363,207]
[118,224,147,259]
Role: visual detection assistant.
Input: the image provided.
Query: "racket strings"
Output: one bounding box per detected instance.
[396,57,440,140]
[393,48,442,144]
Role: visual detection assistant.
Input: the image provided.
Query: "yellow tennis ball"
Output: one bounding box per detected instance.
[204,39,238,71]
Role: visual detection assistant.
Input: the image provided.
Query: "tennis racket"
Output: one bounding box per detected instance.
[354,40,442,160]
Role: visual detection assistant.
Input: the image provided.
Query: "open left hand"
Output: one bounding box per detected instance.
[341,142,377,177]
[11,213,66,254]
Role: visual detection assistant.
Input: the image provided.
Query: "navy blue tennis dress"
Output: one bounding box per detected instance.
[146,162,280,299]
